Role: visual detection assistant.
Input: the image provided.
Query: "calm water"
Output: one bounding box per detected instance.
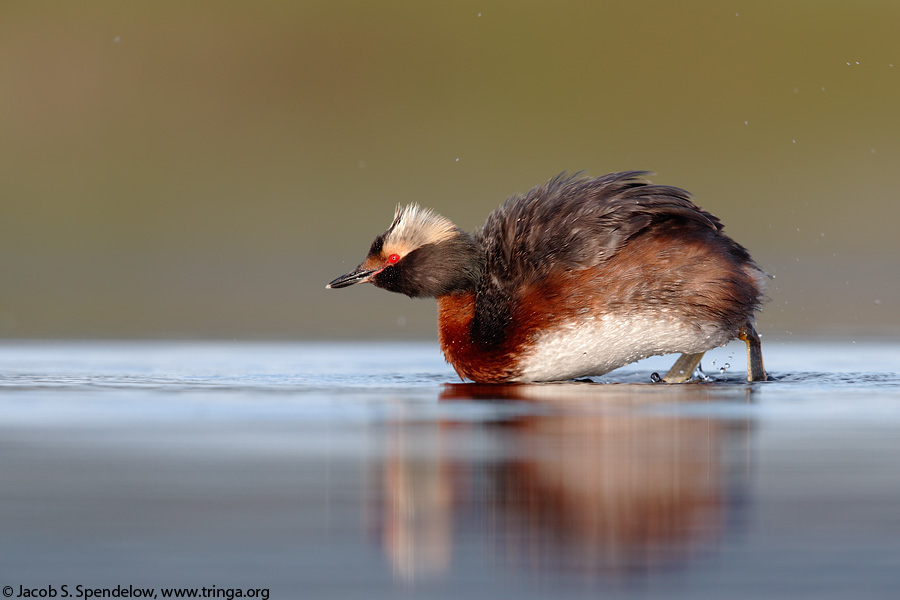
[1,339,899,599]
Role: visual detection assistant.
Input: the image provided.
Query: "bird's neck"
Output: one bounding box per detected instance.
[395,232,484,298]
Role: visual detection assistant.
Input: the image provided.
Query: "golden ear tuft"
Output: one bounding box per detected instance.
[385,204,458,249]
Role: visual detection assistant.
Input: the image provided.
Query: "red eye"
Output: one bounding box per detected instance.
[387,253,400,264]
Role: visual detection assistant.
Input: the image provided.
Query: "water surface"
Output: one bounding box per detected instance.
[1,340,899,599]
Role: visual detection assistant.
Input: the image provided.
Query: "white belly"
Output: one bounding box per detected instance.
[514,313,733,382]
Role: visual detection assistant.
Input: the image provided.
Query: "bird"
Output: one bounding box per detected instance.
[327,171,767,383]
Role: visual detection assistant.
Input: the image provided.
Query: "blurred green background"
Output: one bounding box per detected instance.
[2,1,898,340]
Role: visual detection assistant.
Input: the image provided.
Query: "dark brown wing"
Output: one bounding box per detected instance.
[471,171,739,346]
[476,171,723,279]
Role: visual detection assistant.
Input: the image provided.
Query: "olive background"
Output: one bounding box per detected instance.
[2,1,898,340]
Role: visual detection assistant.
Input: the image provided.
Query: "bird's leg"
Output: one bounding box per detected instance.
[739,324,767,382]
[663,352,705,383]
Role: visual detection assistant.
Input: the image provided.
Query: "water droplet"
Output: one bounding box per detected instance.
[719,367,727,374]
[650,372,661,383]
[113,36,121,43]
[724,363,731,369]
[744,120,749,125]
[455,157,460,162]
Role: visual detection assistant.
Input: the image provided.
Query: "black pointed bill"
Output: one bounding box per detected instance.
[326,267,377,289]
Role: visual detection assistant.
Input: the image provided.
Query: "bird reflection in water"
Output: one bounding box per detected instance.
[368,382,754,583]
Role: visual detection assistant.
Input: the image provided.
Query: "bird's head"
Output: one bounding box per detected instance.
[326,204,483,298]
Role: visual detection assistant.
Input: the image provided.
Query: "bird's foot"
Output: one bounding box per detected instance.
[663,352,706,383]
[739,324,767,382]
